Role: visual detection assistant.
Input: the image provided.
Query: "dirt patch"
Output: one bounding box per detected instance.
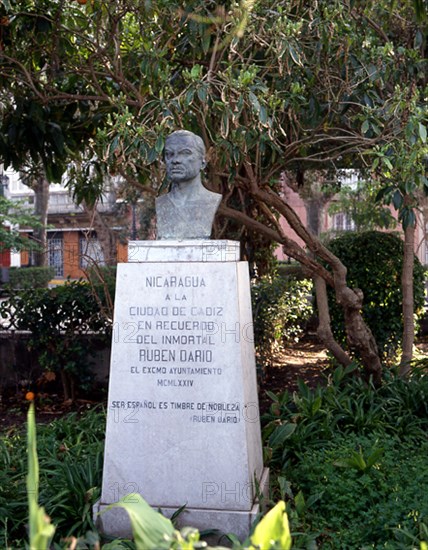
[259,334,330,414]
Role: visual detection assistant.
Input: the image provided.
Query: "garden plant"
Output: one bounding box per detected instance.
[325,231,426,359]
[2,363,428,548]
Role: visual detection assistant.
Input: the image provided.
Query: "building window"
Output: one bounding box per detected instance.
[79,234,105,269]
[48,235,64,277]
[333,213,355,232]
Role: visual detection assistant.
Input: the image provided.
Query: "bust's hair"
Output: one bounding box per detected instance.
[165,130,205,158]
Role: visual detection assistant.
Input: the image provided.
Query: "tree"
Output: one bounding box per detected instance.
[327,176,397,234]
[18,164,50,267]
[0,195,45,253]
[0,0,426,382]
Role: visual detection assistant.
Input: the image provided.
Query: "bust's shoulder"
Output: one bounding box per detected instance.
[199,185,222,201]
[155,193,172,206]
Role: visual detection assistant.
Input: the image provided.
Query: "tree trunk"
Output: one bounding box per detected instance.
[258,186,382,382]
[306,198,323,236]
[83,201,117,266]
[32,175,49,267]
[305,193,352,368]
[220,166,384,384]
[314,275,353,367]
[399,220,416,376]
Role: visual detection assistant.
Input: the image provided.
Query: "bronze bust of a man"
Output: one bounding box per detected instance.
[155,130,222,240]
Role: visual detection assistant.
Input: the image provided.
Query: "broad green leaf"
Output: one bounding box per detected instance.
[265,390,279,403]
[375,185,392,202]
[361,120,370,135]
[259,105,268,125]
[277,476,293,500]
[269,422,297,448]
[400,208,416,229]
[250,501,291,550]
[27,403,55,550]
[197,85,208,103]
[392,189,403,210]
[184,88,195,107]
[351,450,367,471]
[295,491,306,516]
[190,64,202,79]
[366,447,384,468]
[311,395,322,414]
[108,494,175,549]
[383,157,393,170]
[48,122,65,155]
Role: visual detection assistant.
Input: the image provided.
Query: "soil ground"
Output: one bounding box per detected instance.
[258,334,330,414]
[0,334,330,430]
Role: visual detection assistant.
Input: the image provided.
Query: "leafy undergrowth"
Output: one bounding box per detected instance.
[263,365,428,549]
[2,365,428,548]
[0,405,105,548]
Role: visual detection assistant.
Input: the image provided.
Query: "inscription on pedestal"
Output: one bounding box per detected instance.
[101,260,263,513]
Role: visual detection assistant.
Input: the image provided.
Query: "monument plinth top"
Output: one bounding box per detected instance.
[128,239,240,263]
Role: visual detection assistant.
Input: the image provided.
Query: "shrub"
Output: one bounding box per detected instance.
[86,265,117,321]
[251,272,313,372]
[288,434,428,549]
[326,231,426,358]
[0,406,105,547]
[0,281,111,400]
[263,367,428,548]
[8,266,55,289]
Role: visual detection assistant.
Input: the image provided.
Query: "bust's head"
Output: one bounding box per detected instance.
[164,130,206,184]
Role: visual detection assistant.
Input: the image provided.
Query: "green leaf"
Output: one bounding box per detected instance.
[250,501,291,550]
[107,494,175,549]
[288,44,303,67]
[277,476,293,500]
[392,190,403,210]
[269,422,296,448]
[48,123,65,155]
[190,64,202,79]
[400,208,416,229]
[265,390,279,403]
[249,91,261,114]
[294,491,306,516]
[361,120,370,135]
[419,123,427,143]
[184,88,195,107]
[375,185,393,202]
[383,157,393,170]
[197,85,208,103]
[154,134,164,154]
[366,447,384,468]
[27,403,56,550]
[259,105,268,125]
[311,395,322,414]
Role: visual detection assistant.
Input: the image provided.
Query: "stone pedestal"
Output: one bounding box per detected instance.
[95,240,268,540]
